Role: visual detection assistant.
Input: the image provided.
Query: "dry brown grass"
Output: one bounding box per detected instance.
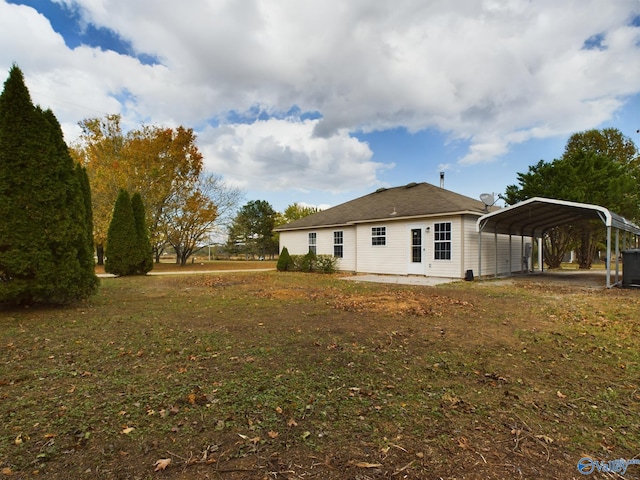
[1,270,639,479]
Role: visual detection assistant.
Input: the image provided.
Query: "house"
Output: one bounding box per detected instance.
[275,182,527,279]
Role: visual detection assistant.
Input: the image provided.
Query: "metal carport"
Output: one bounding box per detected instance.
[477,197,640,288]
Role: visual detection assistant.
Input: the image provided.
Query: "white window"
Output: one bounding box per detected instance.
[434,222,451,260]
[372,227,386,246]
[333,231,343,258]
[308,232,317,254]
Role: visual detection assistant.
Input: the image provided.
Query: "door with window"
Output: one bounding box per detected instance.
[407,224,426,275]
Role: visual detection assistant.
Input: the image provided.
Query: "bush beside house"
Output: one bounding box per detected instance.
[278,248,337,274]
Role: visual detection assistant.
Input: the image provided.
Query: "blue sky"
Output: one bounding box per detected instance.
[1,0,639,212]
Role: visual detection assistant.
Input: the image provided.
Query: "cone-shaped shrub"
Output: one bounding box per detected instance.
[131,192,153,274]
[105,189,139,276]
[0,65,98,304]
[277,246,292,271]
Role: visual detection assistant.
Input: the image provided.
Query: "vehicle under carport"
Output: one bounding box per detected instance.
[477,197,640,288]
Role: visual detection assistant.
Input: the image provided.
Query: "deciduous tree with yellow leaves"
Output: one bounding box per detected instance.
[72,115,241,265]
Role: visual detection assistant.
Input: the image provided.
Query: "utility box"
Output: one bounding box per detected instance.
[622,249,640,288]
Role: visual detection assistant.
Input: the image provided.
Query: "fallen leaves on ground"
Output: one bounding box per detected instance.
[153,458,171,471]
[535,435,554,444]
[353,461,383,468]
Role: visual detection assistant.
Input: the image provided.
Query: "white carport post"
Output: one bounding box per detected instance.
[606,225,612,289]
[615,228,620,286]
[494,227,498,278]
[520,235,525,273]
[509,234,512,275]
[538,237,543,272]
[478,228,482,278]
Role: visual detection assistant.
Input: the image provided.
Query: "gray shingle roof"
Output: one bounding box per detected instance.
[276,182,492,231]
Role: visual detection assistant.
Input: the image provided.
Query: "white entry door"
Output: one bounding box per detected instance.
[407,224,426,275]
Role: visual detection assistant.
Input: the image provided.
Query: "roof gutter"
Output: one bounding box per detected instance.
[276,210,486,232]
[274,222,352,232]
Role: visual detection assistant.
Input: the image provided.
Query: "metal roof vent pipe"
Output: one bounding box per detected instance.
[440,171,445,188]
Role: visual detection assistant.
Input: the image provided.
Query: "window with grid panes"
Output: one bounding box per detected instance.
[434,222,451,260]
[333,231,343,258]
[371,227,386,246]
[308,232,317,254]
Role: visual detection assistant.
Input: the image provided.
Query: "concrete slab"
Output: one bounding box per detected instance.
[341,274,459,286]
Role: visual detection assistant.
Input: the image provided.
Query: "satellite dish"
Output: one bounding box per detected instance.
[480,193,495,206]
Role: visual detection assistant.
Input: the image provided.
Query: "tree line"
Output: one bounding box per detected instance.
[0,65,245,304]
[504,128,639,268]
[224,201,318,259]
[0,64,317,304]
[70,115,242,266]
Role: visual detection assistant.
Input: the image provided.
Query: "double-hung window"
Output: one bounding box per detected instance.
[333,231,343,258]
[371,227,386,246]
[434,222,452,260]
[308,232,317,254]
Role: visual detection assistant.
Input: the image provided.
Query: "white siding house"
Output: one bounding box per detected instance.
[276,182,528,279]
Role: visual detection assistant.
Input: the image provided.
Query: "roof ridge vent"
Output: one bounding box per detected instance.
[405,182,418,188]
[375,187,387,193]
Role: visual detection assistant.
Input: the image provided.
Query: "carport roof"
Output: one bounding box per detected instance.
[477,197,640,236]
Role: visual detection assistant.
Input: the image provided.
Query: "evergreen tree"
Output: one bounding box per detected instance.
[0,65,98,305]
[227,200,278,259]
[131,192,153,274]
[105,189,139,276]
[77,164,95,263]
[277,246,293,271]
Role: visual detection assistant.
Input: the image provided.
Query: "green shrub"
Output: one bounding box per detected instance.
[131,192,153,274]
[315,255,338,273]
[282,252,337,274]
[105,190,139,276]
[300,250,316,272]
[289,255,303,271]
[277,246,293,271]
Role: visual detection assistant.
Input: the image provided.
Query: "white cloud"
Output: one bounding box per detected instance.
[199,117,392,193]
[1,0,639,179]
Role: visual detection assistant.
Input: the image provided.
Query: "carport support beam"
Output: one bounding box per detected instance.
[520,235,525,273]
[509,234,512,275]
[606,225,611,289]
[615,228,620,286]
[538,237,543,272]
[478,229,482,278]
[494,228,498,278]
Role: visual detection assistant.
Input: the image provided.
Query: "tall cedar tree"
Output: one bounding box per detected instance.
[76,164,95,271]
[0,65,98,304]
[131,192,153,274]
[105,189,139,276]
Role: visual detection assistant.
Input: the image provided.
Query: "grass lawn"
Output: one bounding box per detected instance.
[1,270,639,479]
[94,259,278,275]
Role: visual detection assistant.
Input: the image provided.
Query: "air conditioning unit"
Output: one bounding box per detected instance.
[622,249,640,288]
